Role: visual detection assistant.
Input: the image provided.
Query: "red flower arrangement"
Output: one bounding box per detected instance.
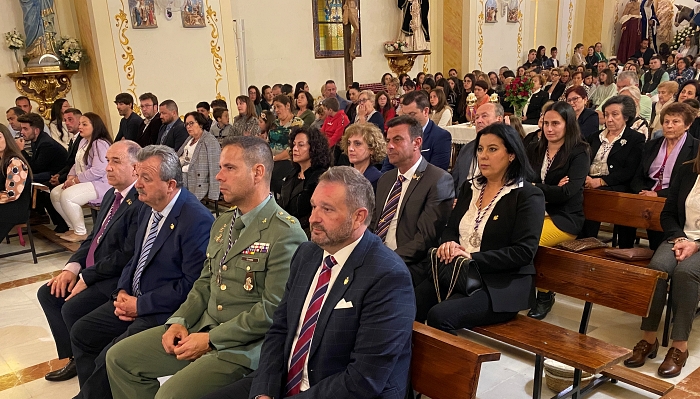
[504,76,534,115]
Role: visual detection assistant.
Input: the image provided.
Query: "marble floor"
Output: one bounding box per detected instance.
[0,232,698,399]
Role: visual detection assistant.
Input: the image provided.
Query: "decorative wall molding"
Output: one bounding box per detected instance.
[477,0,484,70]
[205,0,225,101]
[115,0,139,113]
[516,0,524,66]
[566,0,573,61]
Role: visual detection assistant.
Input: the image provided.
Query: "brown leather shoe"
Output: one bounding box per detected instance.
[658,347,689,378]
[624,339,659,368]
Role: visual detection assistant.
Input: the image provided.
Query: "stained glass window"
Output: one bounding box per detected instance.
[313,0,361,58]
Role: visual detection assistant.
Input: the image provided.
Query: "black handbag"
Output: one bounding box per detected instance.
[429,247,483,302]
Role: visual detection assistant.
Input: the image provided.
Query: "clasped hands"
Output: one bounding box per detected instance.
[46,270,88,300]
[113,289,138,321]
[436,241,471,264]
[672,238,699,262]
[161,324,212,361]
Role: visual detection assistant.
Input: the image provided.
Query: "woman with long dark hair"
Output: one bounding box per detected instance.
[527,101,590,320]
[231,95,261,137]
[0,124,32,243]
[248,85,262,116]
[456,73,476,123]
[375,90,396,131]
[49,98,72,149]
[50,112,113,242]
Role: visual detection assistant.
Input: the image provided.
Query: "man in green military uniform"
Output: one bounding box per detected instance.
[105,136,307,399]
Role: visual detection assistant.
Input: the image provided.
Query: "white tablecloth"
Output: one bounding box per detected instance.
[445,123,540,144]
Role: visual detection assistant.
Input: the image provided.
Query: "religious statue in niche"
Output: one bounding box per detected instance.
[128,0,158,29]
[654,0,673,46]
[639,0,658,51]
[616,0,642,63]
[398,0,430,51]
[342,0,360,60]
[182,0,205,27]
[19,0,59,67]
[506,0,519,23]
[485,0,498,23]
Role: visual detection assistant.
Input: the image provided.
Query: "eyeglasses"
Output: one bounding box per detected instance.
[185,121,197,127]
[358,98,370,103]
[566,96,582,104]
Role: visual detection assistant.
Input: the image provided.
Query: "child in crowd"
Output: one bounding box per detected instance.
[210,107,233,145]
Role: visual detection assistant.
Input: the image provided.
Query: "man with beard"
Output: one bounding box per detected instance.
[106,136,307,399]
[201,166,415,399]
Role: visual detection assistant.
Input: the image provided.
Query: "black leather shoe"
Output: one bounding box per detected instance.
[527,292,555,320]
[45,358,77,381]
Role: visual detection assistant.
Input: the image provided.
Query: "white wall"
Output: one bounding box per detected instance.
[231,0,403,98]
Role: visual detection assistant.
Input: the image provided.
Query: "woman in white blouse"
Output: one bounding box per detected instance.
[50,113,112,242]
[429,87,453,128]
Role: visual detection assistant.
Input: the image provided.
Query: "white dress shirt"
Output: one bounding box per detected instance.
[288,234,364,392]
[141,188,181,245]
[64,182,137,277]
[384,157,422,250]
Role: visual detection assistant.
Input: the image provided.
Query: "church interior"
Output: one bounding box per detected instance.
[2,0,700,398]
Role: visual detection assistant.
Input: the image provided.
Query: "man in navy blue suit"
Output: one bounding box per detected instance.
[381,90,452,172]
[202,166,415,399]
[69,145,214,399]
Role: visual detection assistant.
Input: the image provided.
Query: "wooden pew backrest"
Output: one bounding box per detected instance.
[535,247,667,317]
[583,189,665,231]
[411,322,500,399]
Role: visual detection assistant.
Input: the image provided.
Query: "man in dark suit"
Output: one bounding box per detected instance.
[523,75,550,124]
[17,112,69,232]
[201,166,415,399]
[373,116,454,287]
[69,145,215,399]
[38,140,145,382]
[135,93,163,147]
[381,90,452,172]
[50,108,82,187]
[157,100,188,151]
[113,93,143,142]
[451,103,504,195]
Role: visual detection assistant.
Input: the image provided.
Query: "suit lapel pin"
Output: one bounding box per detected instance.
[261,218,267,224]
[412,173,421,181]
[344,277,349,285]
[493,215,499,220]
[170,223,175,230]
[126,199,132,205]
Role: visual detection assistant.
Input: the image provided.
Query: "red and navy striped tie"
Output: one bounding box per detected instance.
[375,175,406,242]
[285,255,337,396]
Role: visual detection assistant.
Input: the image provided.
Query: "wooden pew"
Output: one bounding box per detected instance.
[411,322,500,399]
[662,365,700,398]
[472,246,670,399]
[582,188,665,232]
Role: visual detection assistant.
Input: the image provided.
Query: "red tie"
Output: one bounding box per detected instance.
[285,255,337,396]
[85,192,122,268]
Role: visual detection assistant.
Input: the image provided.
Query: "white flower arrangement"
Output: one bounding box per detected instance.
[4,29,24,50]
[672,27,694,51]
[55,36,84,69]
[384,40,409,53]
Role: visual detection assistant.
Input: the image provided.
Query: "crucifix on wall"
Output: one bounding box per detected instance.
[342,0,359,89]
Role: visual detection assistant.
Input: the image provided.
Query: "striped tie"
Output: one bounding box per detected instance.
[285,255,337,396]
[131,211,164,296]
[375,175,406,242]
[85,192,122,268]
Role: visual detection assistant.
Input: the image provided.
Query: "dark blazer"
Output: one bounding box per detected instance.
[660,162,698,240]
[443,182,545,312]
[157,119,189,151]
[688,117,700,140]
[578,108,600,139]
[380,120,452,172]
[70,186,145,286]
[630,134,700,197]
[451,140,476,195]
[135,113,163,148]
[250,234,415,399]
[26,131,68,183]
[524,90,550,124]
[57,135,82,184]
[530,143,590,235]
[279,164,328,232]
[363,165,383,191]
[116,188,214,324]
[367,112,386,134]
[115,112,143,142]
[545,81,566,102]
[371,158,454,283]
[586,127,645,192]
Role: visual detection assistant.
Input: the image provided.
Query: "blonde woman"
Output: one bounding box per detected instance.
[650,81,679,133]
[340,122,387,190]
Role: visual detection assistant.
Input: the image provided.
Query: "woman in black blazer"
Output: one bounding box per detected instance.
[565,85,600,138]
[524,75,550,124]
[545,68,567,102]
[279,127,330,236]
[527,101,590,320]
[624,161,700,378]
[579,96,645,246]
[415,124,545,331]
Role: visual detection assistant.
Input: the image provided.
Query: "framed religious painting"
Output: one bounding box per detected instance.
[507,0,519,23]
[313,0,362,58]
[182,0,206,28]
[485,0,498,23]
[129,0,158,29]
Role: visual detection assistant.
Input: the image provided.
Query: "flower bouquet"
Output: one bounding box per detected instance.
[5,29,25,72]
[56,36,84,70]
[504,76,534,118]
[384,40,409,53]
[671,27,694,51]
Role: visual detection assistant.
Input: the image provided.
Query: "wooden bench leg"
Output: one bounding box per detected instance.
[662,286,672,347]
[533,354,544,399]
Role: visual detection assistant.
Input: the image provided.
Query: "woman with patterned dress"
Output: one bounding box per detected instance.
[269,95,304,198]
[0,124,31,243]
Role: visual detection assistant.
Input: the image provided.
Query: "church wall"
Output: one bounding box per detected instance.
[230,0,404,97]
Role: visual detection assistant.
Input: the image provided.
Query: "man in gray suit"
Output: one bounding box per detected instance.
[371,115,454,287]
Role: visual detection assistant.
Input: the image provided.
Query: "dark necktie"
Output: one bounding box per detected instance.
[375,175,406,242]
[132,211,164,296]
[286,255,337,396]
[85,192,123,268]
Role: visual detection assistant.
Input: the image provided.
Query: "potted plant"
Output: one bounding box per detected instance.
[56,36,84,70]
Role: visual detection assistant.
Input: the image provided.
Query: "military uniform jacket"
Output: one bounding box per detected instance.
[166,198,307,369]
